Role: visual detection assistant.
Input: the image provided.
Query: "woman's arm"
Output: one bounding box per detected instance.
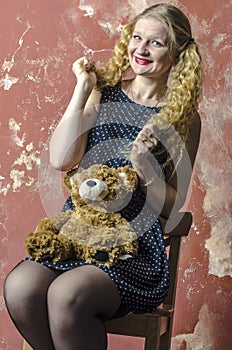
[49,57,101,171]
[130,111,201,219]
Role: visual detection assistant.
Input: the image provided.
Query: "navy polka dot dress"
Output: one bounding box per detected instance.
[36,83,169,314]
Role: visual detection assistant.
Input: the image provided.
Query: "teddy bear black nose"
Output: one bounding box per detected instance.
[86,180,97,187]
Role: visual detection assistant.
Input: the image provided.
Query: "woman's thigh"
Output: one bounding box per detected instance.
[47,265,121,321]
[4,260,61,304]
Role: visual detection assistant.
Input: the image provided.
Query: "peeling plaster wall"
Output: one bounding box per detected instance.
[0,1,231,350]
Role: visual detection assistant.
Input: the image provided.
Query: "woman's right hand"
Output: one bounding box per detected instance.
[130,124,158,184]
[72,57,97,90]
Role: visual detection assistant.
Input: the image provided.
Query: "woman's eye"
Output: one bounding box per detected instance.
[133,35,141,41]
[151,40,163,47]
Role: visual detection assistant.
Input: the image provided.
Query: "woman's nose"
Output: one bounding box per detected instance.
[137,41,149,55]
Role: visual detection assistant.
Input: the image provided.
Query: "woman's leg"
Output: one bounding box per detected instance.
[4,260,61,350]
[47,265,121,350]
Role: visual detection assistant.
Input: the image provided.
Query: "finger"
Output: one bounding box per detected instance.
[80,56,96,72]
[135,134,157,150]
[137,128,153,141]
[144,140,154,148]
[72,57,93,75]
[148,136,158,148]
[135,141,150,154]
[72,59,86,75]
[143,124,159,139]
[136,131,149,142]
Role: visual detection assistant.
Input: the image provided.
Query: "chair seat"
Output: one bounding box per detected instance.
[105,312,168,337]
[23,313,168,350]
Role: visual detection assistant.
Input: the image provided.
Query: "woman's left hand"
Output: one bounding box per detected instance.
[130,124,158,181]
[131,123,158,158]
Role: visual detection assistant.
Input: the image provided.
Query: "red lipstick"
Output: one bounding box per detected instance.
[134,56,152,65]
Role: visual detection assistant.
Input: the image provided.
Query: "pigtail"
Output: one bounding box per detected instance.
[158,41,202,141]
[147,41,202,172]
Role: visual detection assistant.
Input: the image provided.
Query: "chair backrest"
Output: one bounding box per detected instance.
[163,212,192,307]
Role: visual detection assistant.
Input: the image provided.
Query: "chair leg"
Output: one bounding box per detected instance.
[159,318,172,350]
[144,317,161,350]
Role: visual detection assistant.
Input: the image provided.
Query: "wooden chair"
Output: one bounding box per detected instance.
[23,212,192,350]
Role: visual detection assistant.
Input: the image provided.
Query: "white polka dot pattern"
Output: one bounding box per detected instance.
[28,83,169,314]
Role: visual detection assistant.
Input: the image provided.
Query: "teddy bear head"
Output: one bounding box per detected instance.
[64,164,138,211]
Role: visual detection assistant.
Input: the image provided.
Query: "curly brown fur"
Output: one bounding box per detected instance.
[25,231,74,262]
[25,164,139,267]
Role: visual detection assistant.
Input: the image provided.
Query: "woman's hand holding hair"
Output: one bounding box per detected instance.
[130,124,175,218]
[130,123,183,219]
[130,124,158,184]
[72,56,97,91]
[49,57,100,171]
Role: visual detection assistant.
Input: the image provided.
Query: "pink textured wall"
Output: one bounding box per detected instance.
[0,1,231,350]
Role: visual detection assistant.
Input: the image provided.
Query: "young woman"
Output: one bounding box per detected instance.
[4,4,202,350]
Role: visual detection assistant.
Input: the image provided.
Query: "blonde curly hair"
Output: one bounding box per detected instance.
[95,3,202,168]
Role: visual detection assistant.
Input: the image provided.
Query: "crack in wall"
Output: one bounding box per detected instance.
[1,18,33,90]
[73,35,112,58]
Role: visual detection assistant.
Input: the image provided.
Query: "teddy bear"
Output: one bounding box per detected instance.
[25,164,139,267]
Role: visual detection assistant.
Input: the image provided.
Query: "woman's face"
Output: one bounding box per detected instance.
[128,18,173,80]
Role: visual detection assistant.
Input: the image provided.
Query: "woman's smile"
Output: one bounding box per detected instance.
[134,56,153,65]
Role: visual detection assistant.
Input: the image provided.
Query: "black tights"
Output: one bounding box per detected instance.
[4,261,121,350]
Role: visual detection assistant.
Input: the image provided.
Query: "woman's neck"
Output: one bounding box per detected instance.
[123,77,168,107]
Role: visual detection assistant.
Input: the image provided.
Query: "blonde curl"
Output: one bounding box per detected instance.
[95,23,132,88]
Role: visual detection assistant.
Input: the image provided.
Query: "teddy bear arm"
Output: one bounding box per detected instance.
[50,210,74,231]
[25,231,74,262]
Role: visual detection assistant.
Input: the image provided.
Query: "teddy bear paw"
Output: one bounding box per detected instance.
[93,250,109,262]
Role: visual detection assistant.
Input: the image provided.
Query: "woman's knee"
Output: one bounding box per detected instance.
[47,273,91,317]
[47,266,121,323]
[4,262,29,307]
[4,261,58,310]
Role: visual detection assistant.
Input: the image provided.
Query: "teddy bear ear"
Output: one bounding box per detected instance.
[63,167,82,189]
[69,171,82,186]
[117,166,138,190]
